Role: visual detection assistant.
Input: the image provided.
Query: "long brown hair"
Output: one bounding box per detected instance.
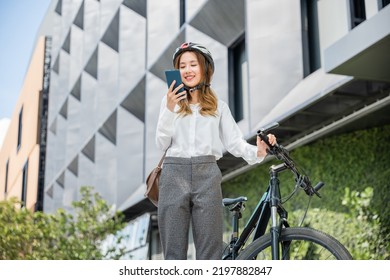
[174,51,218,117]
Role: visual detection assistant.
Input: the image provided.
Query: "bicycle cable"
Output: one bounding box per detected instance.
[279,173,313,227]
[280,175,302,203]
[298,195,312,227]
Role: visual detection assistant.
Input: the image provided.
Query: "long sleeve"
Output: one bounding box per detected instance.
[156,96,176,151]
[218,101,264,165]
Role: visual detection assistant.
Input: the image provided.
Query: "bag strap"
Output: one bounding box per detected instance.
[157,140,171,168]
[157,149,167,168]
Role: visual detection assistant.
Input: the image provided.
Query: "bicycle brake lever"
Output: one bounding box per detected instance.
[301,177,323,198]
[311,182,324,198]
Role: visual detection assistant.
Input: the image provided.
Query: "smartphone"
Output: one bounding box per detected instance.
[165,69,185,93]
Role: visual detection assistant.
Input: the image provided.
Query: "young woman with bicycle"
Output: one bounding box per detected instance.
[155,42,277,260]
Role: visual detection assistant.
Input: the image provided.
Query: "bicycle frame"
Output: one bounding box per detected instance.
[226,163,290,260]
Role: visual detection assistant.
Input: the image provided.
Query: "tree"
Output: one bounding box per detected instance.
[0,186,127,259]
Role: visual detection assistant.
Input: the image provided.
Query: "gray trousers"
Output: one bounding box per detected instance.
[158,156,223,260]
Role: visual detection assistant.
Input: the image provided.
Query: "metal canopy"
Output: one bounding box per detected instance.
[324,5,390,83]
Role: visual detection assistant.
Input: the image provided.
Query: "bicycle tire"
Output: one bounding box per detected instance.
[236,227,353,260]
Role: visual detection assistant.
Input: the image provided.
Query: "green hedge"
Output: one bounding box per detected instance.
[222,124,390,258]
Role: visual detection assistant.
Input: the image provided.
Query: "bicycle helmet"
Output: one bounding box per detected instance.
[173,42,215,74]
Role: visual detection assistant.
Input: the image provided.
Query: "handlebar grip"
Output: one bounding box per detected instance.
[309,181,325,198]
[257,122,279,151]
[257,131,273,149]
[314,181,325,192]
[258,122,279,134]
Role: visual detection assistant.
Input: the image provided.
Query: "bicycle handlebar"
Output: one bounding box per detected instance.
[257,123,324,198]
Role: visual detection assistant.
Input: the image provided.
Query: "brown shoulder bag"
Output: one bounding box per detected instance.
[145,150,167,207]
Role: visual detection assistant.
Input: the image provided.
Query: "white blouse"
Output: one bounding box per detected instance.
[156,96,264,165]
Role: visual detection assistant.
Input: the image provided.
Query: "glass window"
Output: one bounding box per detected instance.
[180,0,186,26]
[101,213,151,260]
[228,34,247,122]
[4,160,9,193]
[21,161,29,207]
[301,0,321,77]
[17,107,23,151]
[350,0,366,28]
[378,0,390,10]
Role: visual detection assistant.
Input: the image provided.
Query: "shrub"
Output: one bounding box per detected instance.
[0,186,126,260]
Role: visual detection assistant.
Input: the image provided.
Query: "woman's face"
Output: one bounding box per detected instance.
[179,51,202,88]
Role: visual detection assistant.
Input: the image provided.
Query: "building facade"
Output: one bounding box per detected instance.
[0,37,50,211]
[1,0,389,259]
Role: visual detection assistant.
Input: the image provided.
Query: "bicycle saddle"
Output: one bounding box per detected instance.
[222,196,247,207]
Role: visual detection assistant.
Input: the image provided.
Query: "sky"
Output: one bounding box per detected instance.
[0,0,51,148]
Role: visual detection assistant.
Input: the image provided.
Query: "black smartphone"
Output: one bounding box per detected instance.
[165,69,185,93]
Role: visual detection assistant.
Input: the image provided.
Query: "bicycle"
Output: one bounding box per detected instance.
[222,123,353,260]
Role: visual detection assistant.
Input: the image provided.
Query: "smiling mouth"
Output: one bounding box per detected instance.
[185,76,195,82]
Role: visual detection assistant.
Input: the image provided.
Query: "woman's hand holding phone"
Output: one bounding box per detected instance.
[166,80,187,112]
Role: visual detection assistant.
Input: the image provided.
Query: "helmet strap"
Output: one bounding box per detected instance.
[184,83,210,93]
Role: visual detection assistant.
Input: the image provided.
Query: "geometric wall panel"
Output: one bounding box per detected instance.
[53,54,60,74]
[62,30,71,54]
[98,110,117,145]
[56,171,65,188]
[122,0,147,18]
[55,0,62,15]
[84,46,98,79]
[49,117,57,135]
[70,76,81,101]
[73,0,84,30]
[101,9,119,52]
[189,0,245,46]
[120,76,145,122]
[149,31,186,81]
[82,135,95,163]
[46,185,54,198]
[67,155,78,177]
[59,98,68,119]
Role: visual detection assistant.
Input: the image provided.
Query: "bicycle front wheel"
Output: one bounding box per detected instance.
[236,227,352,260]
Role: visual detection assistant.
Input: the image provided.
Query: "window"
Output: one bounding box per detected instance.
[4,160,9,193]
[180,0,186,26]
[17,107,23,151]
[228,34,247,122]
[301,0,321,77]
[378,0,390,10]
[350,0,366,28]
[21,161,29,207]
[102,213,151,259]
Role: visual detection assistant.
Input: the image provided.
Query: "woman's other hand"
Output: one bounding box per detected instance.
[257,134,277,157]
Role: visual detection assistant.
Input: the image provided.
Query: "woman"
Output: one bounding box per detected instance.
[156,42,277,260]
